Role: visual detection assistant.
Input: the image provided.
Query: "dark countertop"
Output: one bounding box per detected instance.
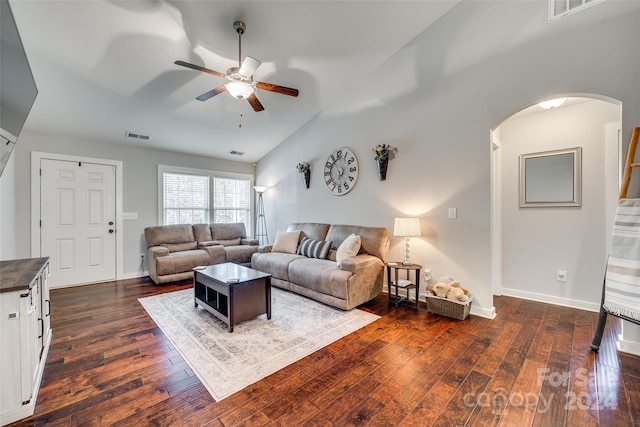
[0,257,49,293]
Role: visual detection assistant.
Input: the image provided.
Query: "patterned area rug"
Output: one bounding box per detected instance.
[138,287,380,401]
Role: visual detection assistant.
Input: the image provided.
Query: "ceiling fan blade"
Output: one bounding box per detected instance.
[247,93,265,112]
[239,56,261,78]
[196,85,227,101]
[255,81,299,97]
[175,60,226,78]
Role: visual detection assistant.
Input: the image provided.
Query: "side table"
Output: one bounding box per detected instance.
[386,262,421,309]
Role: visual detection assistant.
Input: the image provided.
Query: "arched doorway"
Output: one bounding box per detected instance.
[491,95,621,310]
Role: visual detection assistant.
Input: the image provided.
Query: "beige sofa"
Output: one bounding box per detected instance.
[144,223,259,284]
[251,223,390,310]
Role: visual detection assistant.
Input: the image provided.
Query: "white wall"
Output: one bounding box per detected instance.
[255,2,640,318]
[499,100,620,310]
[0,152,17,260]
[8,130,254,278]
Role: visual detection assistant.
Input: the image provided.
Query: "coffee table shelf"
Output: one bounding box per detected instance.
[194,263,271,332]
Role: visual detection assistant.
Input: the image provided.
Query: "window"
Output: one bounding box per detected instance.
[213,177,250,224]
[163,173,209,225]
[159,166,253,233]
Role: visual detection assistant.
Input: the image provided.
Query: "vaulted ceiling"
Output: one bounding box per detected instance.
[10,0,461,163]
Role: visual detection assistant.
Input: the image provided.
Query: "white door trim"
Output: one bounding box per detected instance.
[490,130,502,296]
[30,151,123,283]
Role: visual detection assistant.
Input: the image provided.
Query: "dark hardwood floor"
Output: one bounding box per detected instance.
[9,277,640,426]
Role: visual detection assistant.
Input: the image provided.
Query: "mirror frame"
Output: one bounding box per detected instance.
[519,147,582,208]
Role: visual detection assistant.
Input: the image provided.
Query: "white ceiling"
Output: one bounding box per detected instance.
[9,0,462,163]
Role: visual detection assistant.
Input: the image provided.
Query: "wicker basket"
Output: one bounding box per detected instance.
[425,293,473,320]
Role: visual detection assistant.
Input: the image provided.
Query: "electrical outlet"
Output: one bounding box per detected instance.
[448,208,457,219]
[557,270,567,282]
[140,254,145,261]
[424,269,432,282]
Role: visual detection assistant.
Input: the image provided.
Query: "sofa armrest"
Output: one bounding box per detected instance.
[241,238,259,246]
[338,254,382,273]
[202,245,226,264]
[258,245,273,253]
[148,245,170,258]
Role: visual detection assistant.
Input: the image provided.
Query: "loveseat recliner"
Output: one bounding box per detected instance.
[144,223,259,284]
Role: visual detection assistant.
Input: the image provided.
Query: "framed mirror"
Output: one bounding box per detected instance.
[519,147,582,207]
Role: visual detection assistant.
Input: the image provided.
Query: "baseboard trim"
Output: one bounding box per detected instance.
[122,271,148,280]
[617,338,640,357]
[382,289,496,319]
[501,287,600,312]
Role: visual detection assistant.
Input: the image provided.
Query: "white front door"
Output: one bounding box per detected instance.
[40,159,117,287]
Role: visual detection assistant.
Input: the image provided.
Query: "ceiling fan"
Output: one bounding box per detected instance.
[175,21,299,112]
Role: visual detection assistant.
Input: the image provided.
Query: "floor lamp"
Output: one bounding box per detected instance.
[254,186,269,245]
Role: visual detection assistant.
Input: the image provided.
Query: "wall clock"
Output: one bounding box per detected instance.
[324,147,359,196]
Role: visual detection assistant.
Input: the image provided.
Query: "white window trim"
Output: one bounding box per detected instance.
[157,164,254,227]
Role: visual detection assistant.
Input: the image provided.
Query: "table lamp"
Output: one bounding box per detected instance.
[393,217,421,265]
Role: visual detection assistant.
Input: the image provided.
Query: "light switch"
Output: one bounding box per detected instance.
[448,208,457,219]
[122,212,138,220]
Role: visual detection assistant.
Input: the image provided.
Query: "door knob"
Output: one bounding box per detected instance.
[109,229,114,233]
[109,221,114,226]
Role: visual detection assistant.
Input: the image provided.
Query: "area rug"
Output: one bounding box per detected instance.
[138,288,380,401]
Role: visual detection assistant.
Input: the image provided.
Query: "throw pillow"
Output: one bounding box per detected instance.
[336,234,361,265]
[297,237,332,259]
[272,230,302,254]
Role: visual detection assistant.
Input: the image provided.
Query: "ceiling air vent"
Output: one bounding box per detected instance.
[125,131,151,141]
[229,150,245,156]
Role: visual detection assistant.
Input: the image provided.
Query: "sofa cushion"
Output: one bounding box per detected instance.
[145,224,195,248]
[156,249,210,276]
[287,223,330,241]
[215,238,242,247]
[336,234,361,264]
[211,223,247,240]
[272,230,302,254]
[225,245,259,264]
[252,252,304,281]
[326,224,390,261]
[287,258,352,300]
[165,241,198,252]
[297,237,332,259]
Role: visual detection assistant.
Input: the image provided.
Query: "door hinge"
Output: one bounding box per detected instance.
[40,220,42,227]
[39,168,42,176]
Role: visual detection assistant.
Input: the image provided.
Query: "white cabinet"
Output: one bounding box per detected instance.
[0,258,51,426]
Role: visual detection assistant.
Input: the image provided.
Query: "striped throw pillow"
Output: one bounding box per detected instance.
[297,237,332,259]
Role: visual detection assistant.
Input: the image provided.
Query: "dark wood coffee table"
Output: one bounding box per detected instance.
[193,263,271,332]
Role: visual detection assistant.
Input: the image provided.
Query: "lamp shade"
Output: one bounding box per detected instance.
[393,217,420,237]
[253,185,267,194]
[226,81,254,99]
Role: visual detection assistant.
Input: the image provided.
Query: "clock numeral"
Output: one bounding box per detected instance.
[344,183,349,190]
[337,150,343,158]
[350,167,357,173]
[325,162,332,169]
[347,157,354,164]
[326,179,332,185]
[324,171,330,176]
[349,176,354,182]
[338,186,342,193]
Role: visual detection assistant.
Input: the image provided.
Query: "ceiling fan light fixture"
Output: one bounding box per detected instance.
[226,81,254,99]
[538,97,567,109]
